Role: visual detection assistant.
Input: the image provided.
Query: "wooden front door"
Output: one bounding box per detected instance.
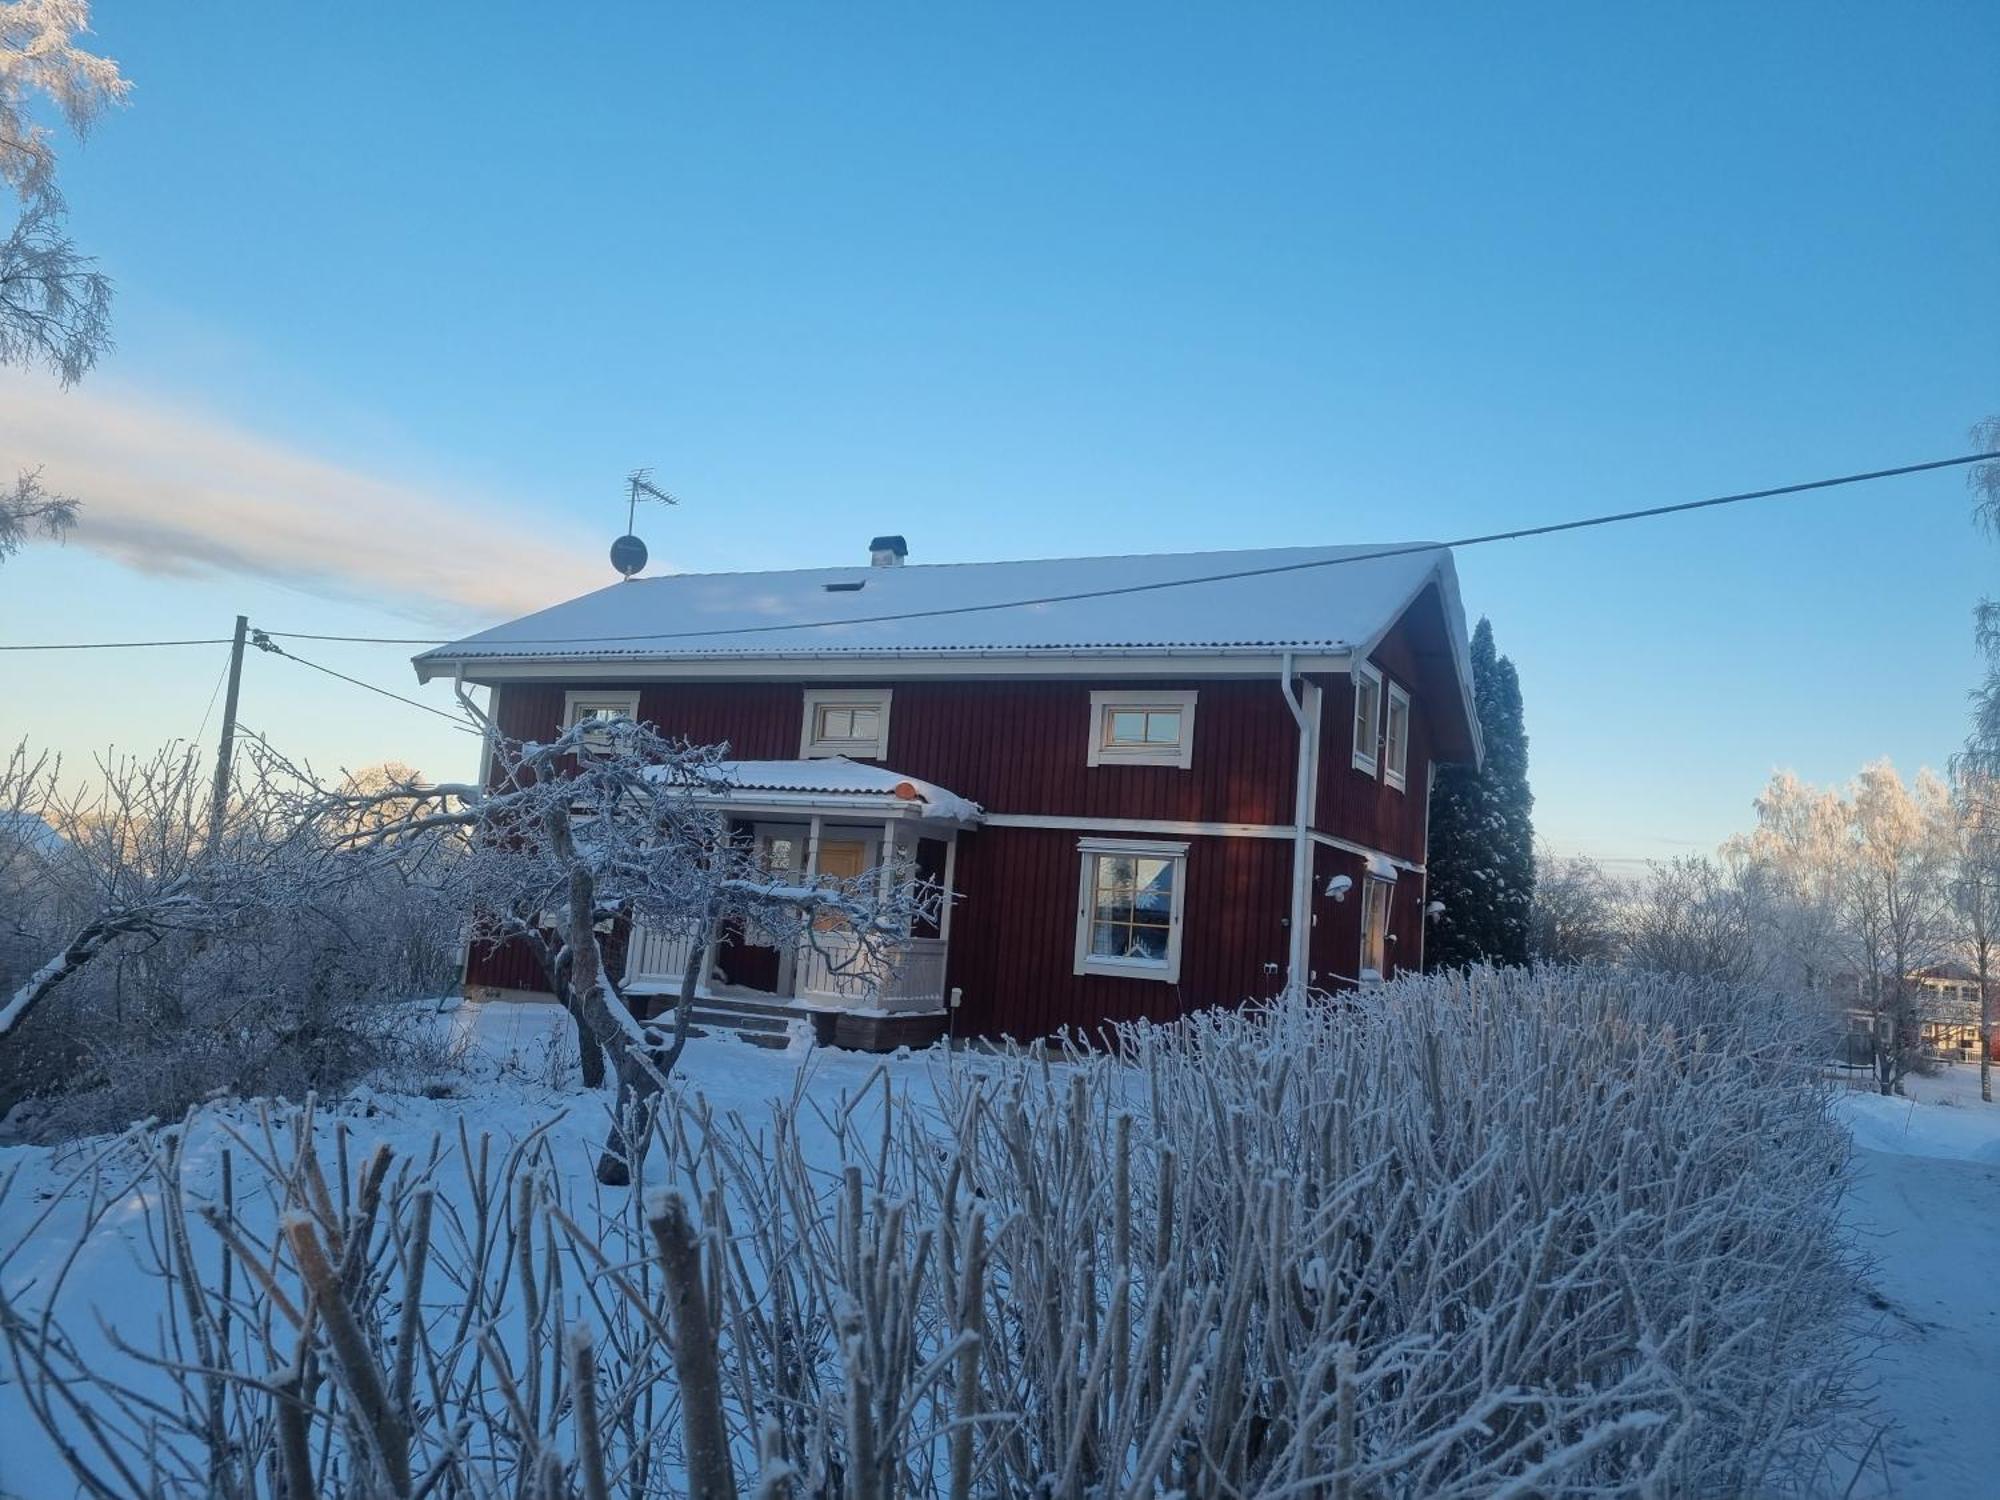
[814,839,871,930]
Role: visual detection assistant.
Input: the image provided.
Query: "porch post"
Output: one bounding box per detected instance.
[940,832,959,943]
[878,817,897,906]
[797,815,823,1002]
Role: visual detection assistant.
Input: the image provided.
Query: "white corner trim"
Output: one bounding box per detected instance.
[1085,688,1198,769]
[1073,837,1189,984]
[800,686,893,760]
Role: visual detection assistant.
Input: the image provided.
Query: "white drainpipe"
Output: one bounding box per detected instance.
[1278,652,1314,992]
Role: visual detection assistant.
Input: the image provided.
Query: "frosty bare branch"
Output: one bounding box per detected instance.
[0,969,1858,1498]
[281,715,937,1185]
[0,464,80,564]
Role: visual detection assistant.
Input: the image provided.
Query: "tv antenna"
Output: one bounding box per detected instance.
[609,468,678,578]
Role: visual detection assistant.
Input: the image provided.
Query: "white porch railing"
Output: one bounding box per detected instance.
[623,925,948,1014]
[795,935,948,1013]
[625,926,702,991]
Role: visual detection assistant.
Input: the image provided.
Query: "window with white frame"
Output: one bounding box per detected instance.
[1086,689,1197,769]
[1073,837,1188,982]
[801,688,893,759]
[1383,682,1410,791]
[1351,664,1383,775]
[1359,875,1393,980]
[563,689,641,752]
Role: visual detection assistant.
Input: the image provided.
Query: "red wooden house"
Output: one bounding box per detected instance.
[414,536,1483,1047]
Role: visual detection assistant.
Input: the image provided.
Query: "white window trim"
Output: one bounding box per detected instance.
[1086,689,1197,769]
[1073,836,1189,983]
[1383,681,1411,792]
[563,688,642,751]
[1351,663,1383,776]
[800,687,893,760]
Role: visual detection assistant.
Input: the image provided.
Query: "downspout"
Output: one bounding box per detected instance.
[1278,652,1314,993]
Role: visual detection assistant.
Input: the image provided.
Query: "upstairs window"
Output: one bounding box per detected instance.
[801,688,893,759]
[563,689,641,753]
[1351,664,1383,775]
[1073,837,1188,982]
[1087,689,1197,769]
[1384,683,1411,791]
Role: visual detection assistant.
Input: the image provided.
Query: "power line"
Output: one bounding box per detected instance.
[4,448,1996,655]
[256,448,2000,650]
[251,632,480,733]
[190,646,233,746]
[0,636,234,652]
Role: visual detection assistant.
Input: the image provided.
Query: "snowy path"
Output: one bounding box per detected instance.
[1833,1071,2000,1500]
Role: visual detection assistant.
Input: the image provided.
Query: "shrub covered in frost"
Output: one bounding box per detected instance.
[2,966,1854,1497]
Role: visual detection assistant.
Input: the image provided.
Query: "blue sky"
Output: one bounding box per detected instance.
[2,2,1995,863]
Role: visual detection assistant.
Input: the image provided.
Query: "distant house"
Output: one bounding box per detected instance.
[1835,961,1996,1062]
[413,536,1483,1048]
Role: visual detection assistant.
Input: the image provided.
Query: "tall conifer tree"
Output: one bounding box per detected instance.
[1426,618,1536,967]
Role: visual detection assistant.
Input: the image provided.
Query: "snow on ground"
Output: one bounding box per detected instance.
[6,1005,2000,1498]
[1831,1063,2000,1500]
[0,1001,959,1500]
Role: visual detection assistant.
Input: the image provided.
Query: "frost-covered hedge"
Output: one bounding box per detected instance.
[3,966,1855,1497]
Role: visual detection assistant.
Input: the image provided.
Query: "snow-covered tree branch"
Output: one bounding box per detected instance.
[283,715,937,1184]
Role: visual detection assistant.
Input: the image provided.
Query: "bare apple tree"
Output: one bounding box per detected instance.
[291,713,936,1184]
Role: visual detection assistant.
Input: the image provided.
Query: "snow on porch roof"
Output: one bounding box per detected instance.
[412,543,1467,674]
[698,758,983,824]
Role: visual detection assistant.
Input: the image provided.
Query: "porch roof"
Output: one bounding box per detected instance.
[699,757,983,825]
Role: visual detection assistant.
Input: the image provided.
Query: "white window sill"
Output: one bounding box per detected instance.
[1077,957,1179,984]
[1091,750,1190,770]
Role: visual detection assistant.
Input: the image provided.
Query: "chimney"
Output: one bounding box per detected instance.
[868,534,908,568]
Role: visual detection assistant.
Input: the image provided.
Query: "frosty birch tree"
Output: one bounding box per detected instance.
[1959,418,2000,795]
[1949,775,1999,1102]
[1727,770,1851,998]
[292,714,935,1185]
[1,0,128,565]
[1844,761,1953,1096]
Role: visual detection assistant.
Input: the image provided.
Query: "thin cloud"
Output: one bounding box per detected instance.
[0,375,607,620]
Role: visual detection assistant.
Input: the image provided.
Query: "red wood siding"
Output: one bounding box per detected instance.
[944,827,1293,1040]
[1306,844,1426,989]
[496,678,1301,825]
[1312,584,1461,866]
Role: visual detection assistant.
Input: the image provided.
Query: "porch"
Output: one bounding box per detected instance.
[619,758,978,1032]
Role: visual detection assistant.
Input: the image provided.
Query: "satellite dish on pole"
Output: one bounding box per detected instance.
[610,533,648,576]
[610,468,677,579]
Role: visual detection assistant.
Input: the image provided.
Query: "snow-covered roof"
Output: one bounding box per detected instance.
[698,758,982,824]
[413,543,1466,674]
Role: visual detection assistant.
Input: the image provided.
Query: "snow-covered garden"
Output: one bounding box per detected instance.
[5,967,1944,1500]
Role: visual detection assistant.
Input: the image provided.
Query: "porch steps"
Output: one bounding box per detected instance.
[654,993,813,1051]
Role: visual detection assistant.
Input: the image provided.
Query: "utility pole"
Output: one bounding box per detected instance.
[205,615,248,858]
